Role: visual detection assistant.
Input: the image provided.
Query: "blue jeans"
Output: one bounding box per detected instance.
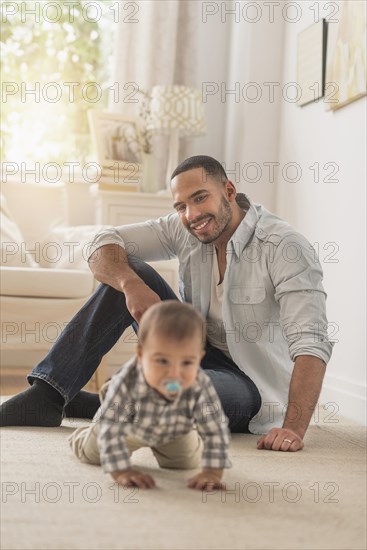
[29,260,261,433]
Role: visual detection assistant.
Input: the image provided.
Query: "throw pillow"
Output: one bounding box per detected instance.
[0,194,37,267]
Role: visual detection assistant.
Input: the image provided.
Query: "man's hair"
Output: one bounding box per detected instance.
[170,155,228,184]
[138,300,206,348]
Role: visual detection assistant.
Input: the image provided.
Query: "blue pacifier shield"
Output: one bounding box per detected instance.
[163,380,182,396]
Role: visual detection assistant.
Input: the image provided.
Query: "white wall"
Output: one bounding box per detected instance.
[183,2,367,423]
[223,10,285,211]
[184,7,285,212]
[276,1,366,424]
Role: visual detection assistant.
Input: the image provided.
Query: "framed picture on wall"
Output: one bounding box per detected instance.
[297,19,328,106]
[325,0,367,111]
[88,110,143,182]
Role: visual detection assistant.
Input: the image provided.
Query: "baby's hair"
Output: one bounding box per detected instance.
[138,301,206,348]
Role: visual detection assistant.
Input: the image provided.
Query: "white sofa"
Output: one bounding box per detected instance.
[1,181,179,384]
[0,181,104,375]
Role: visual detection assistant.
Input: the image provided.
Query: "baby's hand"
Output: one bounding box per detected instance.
[112,468,156,489]
[187,468,225,491]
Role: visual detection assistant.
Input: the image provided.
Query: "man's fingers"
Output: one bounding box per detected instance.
[262,434,277,450]
[280,438,292,451]
[280,435,304,452]
[257,429,304,452]
[289,439,304,452]
[273,433,288,451]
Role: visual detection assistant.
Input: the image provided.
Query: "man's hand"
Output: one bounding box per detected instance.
[123,278,161,323]
[111,468,156,489]
[257,355,326,453]
[187,468,225,490]
[89,244,161,323]
[257,428,304,452]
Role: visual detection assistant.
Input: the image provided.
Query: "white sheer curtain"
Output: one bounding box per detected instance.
[109,0,284,203]
[109,0,231,187]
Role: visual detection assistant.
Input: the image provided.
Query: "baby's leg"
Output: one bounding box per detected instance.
[68,379,112,465]
[69,423,101,465]
[69,424,148,466]
[152,430,203,470]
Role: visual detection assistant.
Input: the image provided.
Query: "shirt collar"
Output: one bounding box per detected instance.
[228,194,261,259]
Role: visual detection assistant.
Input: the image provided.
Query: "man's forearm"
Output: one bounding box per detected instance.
[88,243,161,322]
[283,354,326,439]
[88,244,142,293]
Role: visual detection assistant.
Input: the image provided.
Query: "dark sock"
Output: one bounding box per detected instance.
[0,379,64,427]
[64,391,100,420]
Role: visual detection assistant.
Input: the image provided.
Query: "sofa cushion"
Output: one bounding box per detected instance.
[39,224,106,270]
[1,195,37,267]
[1,267,95,298]
[1,182,68,249]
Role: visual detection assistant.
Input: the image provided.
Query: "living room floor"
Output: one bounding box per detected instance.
[0,405,365,550]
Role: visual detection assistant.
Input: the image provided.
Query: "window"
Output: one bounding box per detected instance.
[1,0,116,171]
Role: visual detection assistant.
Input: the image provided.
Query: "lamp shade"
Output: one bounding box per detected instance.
[146,85,206,137]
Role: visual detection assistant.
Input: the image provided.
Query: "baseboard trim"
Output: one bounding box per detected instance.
[320,373,366,425]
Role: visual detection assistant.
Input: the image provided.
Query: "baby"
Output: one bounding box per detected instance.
[69,300,231,490]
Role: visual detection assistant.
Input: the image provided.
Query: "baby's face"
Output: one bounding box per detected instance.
[137,331,205,400]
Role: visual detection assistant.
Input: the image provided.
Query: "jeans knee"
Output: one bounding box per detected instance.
[128,258,158,283]
[223,393,260,433]
[226,396,258,419]
[128,258,178,300]
[96,282,122,301]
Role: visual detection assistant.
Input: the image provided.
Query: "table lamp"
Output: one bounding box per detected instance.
[146,85,206,191]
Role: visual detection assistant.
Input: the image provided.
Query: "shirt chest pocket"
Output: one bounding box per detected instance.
[229,286,271,323]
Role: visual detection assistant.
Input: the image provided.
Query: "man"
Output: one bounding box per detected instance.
[0,156,334,452]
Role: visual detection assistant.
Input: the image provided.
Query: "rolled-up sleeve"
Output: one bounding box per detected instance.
[270,233,335,364]
[87,213,185,263]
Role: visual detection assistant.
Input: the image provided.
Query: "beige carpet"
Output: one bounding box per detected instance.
[0,411,366,550]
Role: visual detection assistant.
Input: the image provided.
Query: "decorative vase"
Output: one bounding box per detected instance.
[141,153,160,193]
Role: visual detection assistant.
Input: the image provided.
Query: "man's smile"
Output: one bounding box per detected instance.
[190,216,213,234]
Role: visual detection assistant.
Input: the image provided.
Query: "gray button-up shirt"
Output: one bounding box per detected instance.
[90,194,334,434]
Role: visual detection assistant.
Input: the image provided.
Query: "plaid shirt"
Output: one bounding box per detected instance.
[97,357,231,473]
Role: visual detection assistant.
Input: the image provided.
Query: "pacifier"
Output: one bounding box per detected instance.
[163,380,182,399]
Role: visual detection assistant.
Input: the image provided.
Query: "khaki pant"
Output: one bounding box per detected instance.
[69,422,203,470]
[69,378,203,470]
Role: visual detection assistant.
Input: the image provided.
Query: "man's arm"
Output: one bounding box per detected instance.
[257,354,326,452]
[88,244,160,323]
[257,230,334,451]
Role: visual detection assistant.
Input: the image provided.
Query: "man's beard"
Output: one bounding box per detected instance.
[189,196,233,244]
